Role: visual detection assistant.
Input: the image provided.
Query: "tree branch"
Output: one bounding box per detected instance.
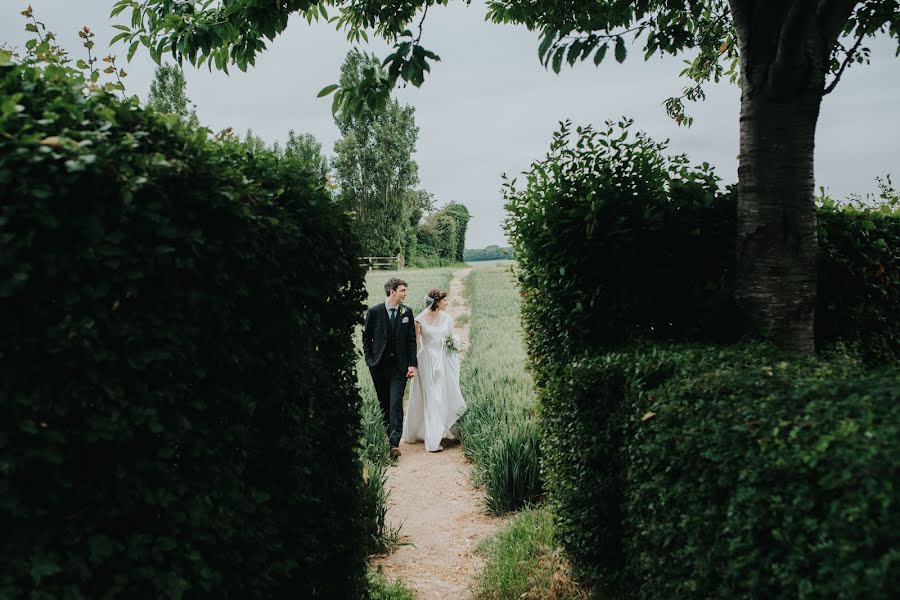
[822,28,865,94]
[415,4,430,45]
[774,0,818,74]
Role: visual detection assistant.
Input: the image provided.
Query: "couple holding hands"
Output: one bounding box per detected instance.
[362,277,467,460]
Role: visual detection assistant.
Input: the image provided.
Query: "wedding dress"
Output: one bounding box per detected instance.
[402,310,467,452]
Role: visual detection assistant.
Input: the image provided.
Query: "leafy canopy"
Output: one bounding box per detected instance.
[112,1,898,122]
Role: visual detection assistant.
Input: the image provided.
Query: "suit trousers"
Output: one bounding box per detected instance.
[370,357,406,448]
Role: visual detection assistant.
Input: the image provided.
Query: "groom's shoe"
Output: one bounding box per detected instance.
[389,447,401,460]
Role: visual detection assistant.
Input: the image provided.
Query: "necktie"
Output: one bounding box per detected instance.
[390,308,397,325]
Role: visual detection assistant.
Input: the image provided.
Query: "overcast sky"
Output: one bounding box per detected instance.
[3,1,898,247]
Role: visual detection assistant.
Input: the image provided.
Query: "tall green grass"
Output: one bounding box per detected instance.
[458,263,542,514]
[357,268,455,554]
[367,569,417,600]
[474,505,586,600]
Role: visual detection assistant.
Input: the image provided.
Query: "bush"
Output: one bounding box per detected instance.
[504,119,899,363]
[817,187,900,363]
[543,344,899,598]
[504,118,736,360]
[0,62,369,598]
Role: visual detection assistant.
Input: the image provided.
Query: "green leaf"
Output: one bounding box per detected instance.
[0,49,12,66]
[317,84,339,98]
[614,36,627,63]
[594,43,608,65]
[538,30,555,61]
[551,46,564,73]
[110,2,130,18]
[566,40,582,66]
[30,558,61,585]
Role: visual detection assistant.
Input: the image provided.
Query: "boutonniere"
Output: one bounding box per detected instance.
[400,306,408,315]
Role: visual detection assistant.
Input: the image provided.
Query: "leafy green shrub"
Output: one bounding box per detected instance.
[544,344,899,598]
[817,184,900,363]
[0,62,368,598]
[505,119,899,363]
[505,118,736,360]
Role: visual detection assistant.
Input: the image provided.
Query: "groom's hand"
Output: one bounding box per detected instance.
[406,367,417,379]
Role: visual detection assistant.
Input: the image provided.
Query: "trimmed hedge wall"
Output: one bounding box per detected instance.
[506,120,900,598]
[817,198,900,363]
[1,63,368,597]
[505,120,900,364]
[544,345,899,598]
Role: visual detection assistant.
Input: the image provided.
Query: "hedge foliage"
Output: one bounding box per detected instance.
[817,194,900,363]
[1,62,369,598]
[505,119,900,364]
[506,119,900,598]
[543,344,899,598]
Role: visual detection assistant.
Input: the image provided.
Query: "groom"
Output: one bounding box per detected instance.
[363,277,418,460]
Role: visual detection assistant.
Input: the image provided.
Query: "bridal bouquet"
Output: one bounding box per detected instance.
[445,332,461,353]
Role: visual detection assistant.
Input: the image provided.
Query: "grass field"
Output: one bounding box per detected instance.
[458,262,541,514]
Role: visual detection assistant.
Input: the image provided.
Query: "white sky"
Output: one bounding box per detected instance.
[3,1,898,247]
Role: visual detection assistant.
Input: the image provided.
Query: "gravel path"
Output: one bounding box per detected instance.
[370,267,507,599]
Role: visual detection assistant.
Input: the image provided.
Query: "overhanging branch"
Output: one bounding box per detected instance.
[822,28,865,94]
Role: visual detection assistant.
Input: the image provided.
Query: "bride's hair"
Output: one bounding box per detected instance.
[426,288,448,311]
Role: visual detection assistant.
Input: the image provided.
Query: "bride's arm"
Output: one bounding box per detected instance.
[415,320,422,350]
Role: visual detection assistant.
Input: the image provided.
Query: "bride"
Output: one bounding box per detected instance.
[402,288,467,452]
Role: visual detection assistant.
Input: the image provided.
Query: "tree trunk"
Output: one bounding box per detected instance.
[735,89,822,352]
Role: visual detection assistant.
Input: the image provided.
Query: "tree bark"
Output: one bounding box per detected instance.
[735,83,822,352]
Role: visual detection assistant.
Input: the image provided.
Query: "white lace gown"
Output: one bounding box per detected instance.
[402,311,467,451]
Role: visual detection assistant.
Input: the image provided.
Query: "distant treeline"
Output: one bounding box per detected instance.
[464,245,516,262]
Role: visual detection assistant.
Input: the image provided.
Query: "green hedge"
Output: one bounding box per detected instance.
[507,119,900,598]
[1,63,368,598]
[817,198,900,363]
[505,119,900,363]
[544,344,899,598]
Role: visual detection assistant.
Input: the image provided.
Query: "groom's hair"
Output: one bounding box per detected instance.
[384,277,407,296]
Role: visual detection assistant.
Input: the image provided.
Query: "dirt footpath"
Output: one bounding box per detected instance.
[370,267,507,599]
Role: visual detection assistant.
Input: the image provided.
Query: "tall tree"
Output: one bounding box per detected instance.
[332,50,423,256]
[118,0,899,350]
[146,63,198,126]
[283,130,331,183]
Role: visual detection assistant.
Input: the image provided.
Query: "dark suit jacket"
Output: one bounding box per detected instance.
[362,302,418,369]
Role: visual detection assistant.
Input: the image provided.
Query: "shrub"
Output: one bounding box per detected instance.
[504,118,736,361]
[0,62,368,598]
[544,344,899,598]
[505,119,899,363]
[817,185,900,363]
